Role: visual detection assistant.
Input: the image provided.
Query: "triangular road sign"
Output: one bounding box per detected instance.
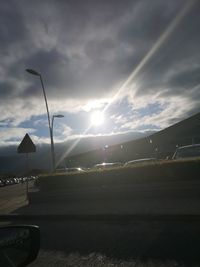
[17,133,36,153]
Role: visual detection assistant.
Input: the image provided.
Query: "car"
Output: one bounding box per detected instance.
[172,144,200,160]
[67,167,85,172]
[4,178,13,186]
[124,158,157,166]
[13,177,20,184]
[56,167,84,173]
[0,179,5,187]
[94,162,122,169]
[21,177,28,183]
[18,177,23,183]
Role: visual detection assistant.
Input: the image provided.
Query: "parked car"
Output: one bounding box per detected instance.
[56,167,84,173]
[172,144,200,160]
[67,167,85,172]
[124,158,157,166]
[17,177,24,183]
[0,179,5,187]
[4,178,13,186]
[13,177,20,184]
[94,162,122,169]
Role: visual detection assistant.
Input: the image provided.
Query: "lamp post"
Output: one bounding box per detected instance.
[26,68,54,171]
[51,114,64,170]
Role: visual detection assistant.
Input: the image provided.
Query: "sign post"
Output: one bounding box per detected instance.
[17,134,36,200]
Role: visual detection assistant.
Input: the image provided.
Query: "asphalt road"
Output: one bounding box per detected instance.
[0,181,35,215]
[1,181,200,266]
[16,178,200,215]
[0,182,30,214]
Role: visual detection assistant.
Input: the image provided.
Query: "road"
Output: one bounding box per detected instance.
[0,182,31,214]
[1,180,200,266]
[0,183,27,214]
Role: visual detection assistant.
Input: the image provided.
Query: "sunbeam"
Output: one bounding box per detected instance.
[103,0,196,113]
[55,0,196,169]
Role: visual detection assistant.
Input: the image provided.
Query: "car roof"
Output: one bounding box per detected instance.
[176,144,200,150]
[95,162,121,166]
[126,158,156,163]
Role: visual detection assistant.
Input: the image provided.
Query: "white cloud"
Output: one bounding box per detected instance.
[0,127,36,146]
[31,135,50,145]
[52,124,73,143]
[121,94,197,130]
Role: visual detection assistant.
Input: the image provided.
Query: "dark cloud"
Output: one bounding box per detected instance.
[131,1,200,98]
[2,2,198,92]
[0,81,15,98]
[168,67,200,89]
[118,1,181,45]
[0,1,26,49]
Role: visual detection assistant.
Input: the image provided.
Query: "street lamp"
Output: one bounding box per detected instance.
[51,114,64,170]
[26,68,54,171]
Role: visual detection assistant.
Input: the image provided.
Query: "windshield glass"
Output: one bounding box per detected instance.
[1,1,200,266]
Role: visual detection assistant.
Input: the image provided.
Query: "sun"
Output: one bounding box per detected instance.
[90,111,105,126]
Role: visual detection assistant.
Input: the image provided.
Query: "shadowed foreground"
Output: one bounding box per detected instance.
[3,218,199,267]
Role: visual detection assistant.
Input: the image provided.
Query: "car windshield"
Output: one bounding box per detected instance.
[1,1,200,266]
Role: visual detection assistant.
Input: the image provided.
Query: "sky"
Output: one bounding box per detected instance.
[0,0,200,148]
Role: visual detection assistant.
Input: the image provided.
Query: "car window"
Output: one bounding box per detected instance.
[175,146,200,158]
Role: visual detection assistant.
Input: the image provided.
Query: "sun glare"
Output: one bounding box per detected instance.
[90,111,105,126]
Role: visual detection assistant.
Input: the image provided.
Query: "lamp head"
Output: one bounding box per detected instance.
[54,114,64,118]
[26,69,40,76]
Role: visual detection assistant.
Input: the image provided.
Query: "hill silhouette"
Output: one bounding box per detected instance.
[66,111,200,167]
[0,131,152,174]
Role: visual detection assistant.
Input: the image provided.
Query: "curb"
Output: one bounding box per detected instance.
[1,214,200,222]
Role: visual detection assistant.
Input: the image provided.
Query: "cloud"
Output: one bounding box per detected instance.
[0,0,200,144]
[121,94,197,131]
[0,127,36,146]
[52,124,73,143]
